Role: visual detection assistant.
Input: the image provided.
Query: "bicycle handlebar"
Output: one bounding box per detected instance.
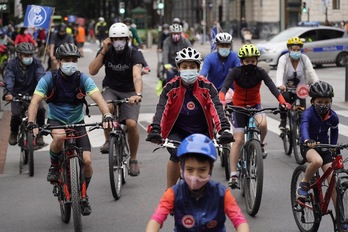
[225,105,280,115]
[303,143,348,150]
[88,98,130,107]
[40,122,103,136]
[153,138,181,153]
[5,94,32,106]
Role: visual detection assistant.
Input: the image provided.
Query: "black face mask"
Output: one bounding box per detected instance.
[242,64,256,74]
[314,104,330,117]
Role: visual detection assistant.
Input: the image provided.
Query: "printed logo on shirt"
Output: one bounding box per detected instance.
[182,215,195,228]
[107,62,129,71]
[207,220,217,229]
[76,93,84,99]
[187,101,195,110]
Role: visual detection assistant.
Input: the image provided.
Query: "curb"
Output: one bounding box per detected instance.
[0,110,10,174]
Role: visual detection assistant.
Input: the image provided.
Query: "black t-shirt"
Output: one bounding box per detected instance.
[100,46,145,92]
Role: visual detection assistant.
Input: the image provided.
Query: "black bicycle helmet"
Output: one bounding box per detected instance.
[55,43,81,59]
[123,17,132,24]
[309,81,334,99]
[58,23,67,32]
[16,42,36,54]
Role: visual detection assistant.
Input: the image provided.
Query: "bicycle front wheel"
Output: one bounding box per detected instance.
[59,183,72,223]
[223,145,231,181]
[70,157,82,232]
[244,140,263,216]
[336,178,348,232]
[27,132,34,177]
[290,165,321,232]
[292,114,305,165]
[109,136,123,200]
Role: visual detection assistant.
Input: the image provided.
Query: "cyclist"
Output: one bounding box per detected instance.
[123,18,143,49]
[219,44,291,189]
[297,81,338,199]
[89,22,145,176]
[276,36,319,129]
[2,42,46,146]
[95,17,108,47]
[162,24,191,83]
[157,23,170,52]
[14,27,37,46]
[200,32,240,91]
[27,43,113,216]
[145,133,249,232]
[146,47,234,188]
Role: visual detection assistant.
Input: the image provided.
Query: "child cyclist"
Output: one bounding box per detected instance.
[145,133,249,232]
[219,44,291,189]
[297,81,339,198]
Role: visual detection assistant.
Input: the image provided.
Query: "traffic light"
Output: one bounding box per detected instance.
[158,2,164,10]
[119,1,125,14]
[302,2,307,13]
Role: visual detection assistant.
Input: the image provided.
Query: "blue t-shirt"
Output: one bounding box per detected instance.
[200,51,240,91]
[34,71,99,124]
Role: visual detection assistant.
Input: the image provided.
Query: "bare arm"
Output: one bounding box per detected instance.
[128,64,143,104]
[28,94,44,123]
[145,219,161,232]
[236,223,250,232]
[89,90,111,116]
[89,38,111,75]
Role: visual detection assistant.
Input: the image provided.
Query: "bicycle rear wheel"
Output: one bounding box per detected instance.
[239,147,247,197]
[292,113,305,165]
[336,178,348,232]
[109,136,123,200]
[223,145,230,181]
[244,140,263,216]
[70,157,82,232]
[59,183,72,223]
[290,165,321,232]
[27,132,34,177]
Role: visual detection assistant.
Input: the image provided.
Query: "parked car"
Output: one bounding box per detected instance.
[256,26,348,68]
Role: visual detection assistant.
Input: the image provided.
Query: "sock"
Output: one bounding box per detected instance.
[230,171,239,177]
[49,150,62,166]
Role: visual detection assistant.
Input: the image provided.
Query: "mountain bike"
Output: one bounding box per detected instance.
[40,122,102,232]
[279,87,306,164]
[225,105,278,216]
[89,98,130,200]
[6,94,36,176]
[290,143,348,232]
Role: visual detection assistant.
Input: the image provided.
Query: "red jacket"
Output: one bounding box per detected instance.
[147,76,230,139]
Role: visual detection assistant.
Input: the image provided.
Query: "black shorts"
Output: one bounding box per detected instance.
[47,119,91,152]
[300,145,333,165]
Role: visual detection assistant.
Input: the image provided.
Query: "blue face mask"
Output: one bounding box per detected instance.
[180,69,199,84]
[218,48,230,57]
[22,57,33,66]
[60,62,78,76]
[290,51,301,60]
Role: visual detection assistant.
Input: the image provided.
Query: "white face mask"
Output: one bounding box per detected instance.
[60,62,78,76]
[113,40,127,52]
[184,174,211,190]
[22,57,33,66]
[180,69,199,84]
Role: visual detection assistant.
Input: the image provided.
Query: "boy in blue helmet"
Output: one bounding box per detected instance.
[146,133,249,232]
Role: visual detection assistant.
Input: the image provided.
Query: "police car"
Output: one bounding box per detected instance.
[256,26,348,68]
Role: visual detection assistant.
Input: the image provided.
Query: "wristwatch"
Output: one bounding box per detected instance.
[136,92,142,98]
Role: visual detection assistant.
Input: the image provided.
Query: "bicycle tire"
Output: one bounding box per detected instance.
[121,135,128,185]
[244,140,263,216]
[218,145,225,168]
[109,136,122,200]
[292,113,305,165]
[21,147,29,165]
[223,144,230,181]
[336,179,348,232]
[70,157,82,232]
[290,165,321,232]
[281,113,293,156]
[239,147,246,197]
[27,132,34,177]
[60,184,72,223]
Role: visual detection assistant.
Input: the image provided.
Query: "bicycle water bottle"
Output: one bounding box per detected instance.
[247,117,256,140]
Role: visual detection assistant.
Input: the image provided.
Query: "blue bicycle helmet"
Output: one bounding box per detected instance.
[177,134,217,162]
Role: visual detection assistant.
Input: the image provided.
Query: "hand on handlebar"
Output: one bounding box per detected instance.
[146,124,163,144]
[304,139,317,148]
[102,113,114,129]
[218,130,234,144]
[281,102,292,110]
[27,122,39,136]
[4,94,13,102]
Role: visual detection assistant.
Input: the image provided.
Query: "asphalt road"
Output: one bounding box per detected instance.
[0,41,348,232]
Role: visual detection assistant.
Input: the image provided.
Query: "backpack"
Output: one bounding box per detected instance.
[46,71,90,116]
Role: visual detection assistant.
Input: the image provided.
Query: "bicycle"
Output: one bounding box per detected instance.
[290,143,348,232]
[89,98,130,201]
[279,87,306,164]
[5,94,36,176]
[40,122,103,232]
[225,105,279,216]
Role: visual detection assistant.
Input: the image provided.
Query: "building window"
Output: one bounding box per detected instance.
[333,0,340,9]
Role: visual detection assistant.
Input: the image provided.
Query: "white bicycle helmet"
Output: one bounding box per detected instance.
[98,17,105,23]
[169,24,183,33]
[109,23,129,38]
[175,47,202,65]
[215,32,233,44]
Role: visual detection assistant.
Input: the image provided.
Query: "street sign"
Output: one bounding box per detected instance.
[0,3,9,12]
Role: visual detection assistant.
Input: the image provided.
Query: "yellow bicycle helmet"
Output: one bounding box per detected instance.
[238,44,260,59]
[287,37,303,47]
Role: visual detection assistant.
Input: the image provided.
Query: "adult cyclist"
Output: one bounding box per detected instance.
[162,24,191,83]
[200,32,239,92]
[276,36,319,129]
[219,44,290,189]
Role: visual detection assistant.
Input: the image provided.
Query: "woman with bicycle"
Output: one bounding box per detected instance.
[27,43,113,216]
[219,44,291,189]
[297,81,339,198]
[276,36,319,129]
[146,47,234,189]
[146,134,249,232]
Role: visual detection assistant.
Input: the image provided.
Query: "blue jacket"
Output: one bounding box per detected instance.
[3,57,45,99]
[172,180,227,232]
[300,105,339,144]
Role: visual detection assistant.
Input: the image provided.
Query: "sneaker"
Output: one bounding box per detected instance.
[297,181,310,198]
[100,141,110,154]
[36,134,45,147]
[261,144,268,159]
[129,159,140,176]
[81,195,92,216]
[8,132,18,145]
[279,119,286,130]
[47,166,59,182]
[228,175,240,189]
